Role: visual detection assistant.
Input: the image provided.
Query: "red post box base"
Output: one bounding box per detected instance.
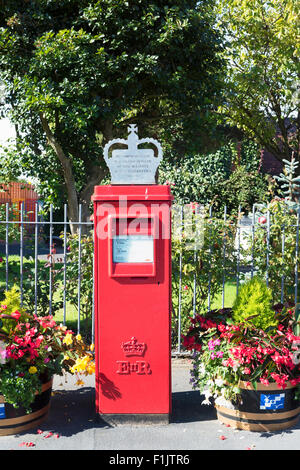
[97,413,170,426]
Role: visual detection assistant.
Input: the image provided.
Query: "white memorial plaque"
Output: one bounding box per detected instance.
[104,124,163,184]
[113,235,154,263]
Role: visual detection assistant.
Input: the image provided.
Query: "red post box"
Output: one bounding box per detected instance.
[92,184,173,424]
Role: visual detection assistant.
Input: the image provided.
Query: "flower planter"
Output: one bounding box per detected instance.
[215,381,300,432]
[0,377,53,436]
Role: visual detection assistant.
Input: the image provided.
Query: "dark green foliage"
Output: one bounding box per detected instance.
[215,165,269,215]
[158,139,269,213]
[0,0,225,217]
[158,142,233,205]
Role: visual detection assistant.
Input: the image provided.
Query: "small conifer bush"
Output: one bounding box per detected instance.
[232,276,278,331]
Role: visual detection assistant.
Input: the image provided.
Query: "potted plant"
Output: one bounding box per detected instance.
[183,276,300,432]
[0,286,95,435]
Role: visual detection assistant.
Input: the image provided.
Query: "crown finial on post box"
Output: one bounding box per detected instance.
[103,124,163,185]
[128,124,138,134]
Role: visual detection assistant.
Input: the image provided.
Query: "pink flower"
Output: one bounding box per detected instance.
[270,372,289,389]
[290,378,300,386]
[258,216,267,224]
[10,310,21,320]
[260,378,269,386]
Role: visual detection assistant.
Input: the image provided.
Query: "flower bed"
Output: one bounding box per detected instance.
[183,277,300,431]
[0,286,95,414]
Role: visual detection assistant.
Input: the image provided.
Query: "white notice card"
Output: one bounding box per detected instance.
[113,235,154,263]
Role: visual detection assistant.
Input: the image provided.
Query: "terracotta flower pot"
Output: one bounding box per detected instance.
[215,381,300,432]
[0,376,53,436]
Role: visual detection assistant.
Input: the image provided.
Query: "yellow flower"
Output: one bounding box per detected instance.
[63,333,73,346]
[29,366,37,374]
[75,379,85,386]
[70,355,95,375]
[63,354,70,360]
[86,363,95,375]
[76,334,82,341]
[90,343,95,352]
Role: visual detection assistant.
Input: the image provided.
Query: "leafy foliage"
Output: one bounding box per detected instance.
[183,303,300,404]
[63,230,94,335]
[0,287,94,411]
[171,207,237,344]
[216,0,299,166]
[274,153,300,201]
[159,139,269,214]
[0,0,225,223]
[159,142,233,205]
[0,204,29,243]
[242,198,300,304]
[215,165,269,215]
[232,276,278,330]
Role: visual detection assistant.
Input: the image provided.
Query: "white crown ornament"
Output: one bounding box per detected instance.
[103,124,163,185]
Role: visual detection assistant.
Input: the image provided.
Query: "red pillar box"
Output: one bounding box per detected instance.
[92,184,173,425]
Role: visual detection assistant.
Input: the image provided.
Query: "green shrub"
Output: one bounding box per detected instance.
[214,166,269,216]
[232,276,278,331]
[158,140,269,215]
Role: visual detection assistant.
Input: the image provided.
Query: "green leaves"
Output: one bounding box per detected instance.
[216,0,299,165]
[0,0,225,214]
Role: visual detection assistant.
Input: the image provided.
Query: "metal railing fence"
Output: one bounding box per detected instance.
[0,201,300,355]
[0,202,94,342]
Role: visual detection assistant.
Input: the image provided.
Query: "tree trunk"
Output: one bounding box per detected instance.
[40,114,111,234]
[39,113,79,234]
[79,165,106,235]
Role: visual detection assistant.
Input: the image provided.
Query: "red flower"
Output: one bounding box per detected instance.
[259,378,269,386]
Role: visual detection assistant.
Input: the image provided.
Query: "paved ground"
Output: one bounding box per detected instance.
[0,358,300,452]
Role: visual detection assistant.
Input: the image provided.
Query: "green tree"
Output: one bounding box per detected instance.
[216,0,299,168]
[0,0,225,231]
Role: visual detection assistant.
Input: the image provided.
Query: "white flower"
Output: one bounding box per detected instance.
[201,397,211,405]
[202,388,212,399]
[215,396,235,409]
[215,378,224,387]
[201,389,212,405]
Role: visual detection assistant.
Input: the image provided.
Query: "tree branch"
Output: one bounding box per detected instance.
[39,112,79,224]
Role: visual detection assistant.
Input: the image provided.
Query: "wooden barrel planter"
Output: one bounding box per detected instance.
[215,381,300,432]
[0,377,53,436]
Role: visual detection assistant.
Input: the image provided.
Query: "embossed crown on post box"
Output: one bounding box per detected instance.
[103,124,163,184]
[121,337,146,357]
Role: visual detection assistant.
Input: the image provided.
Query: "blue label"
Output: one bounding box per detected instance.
[0,404,5,419]
[260,393,285,410]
